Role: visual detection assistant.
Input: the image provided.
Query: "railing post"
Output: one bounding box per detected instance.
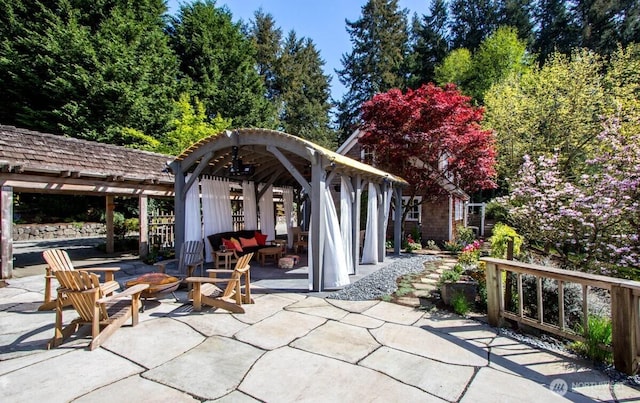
[611,285,638,375]
[484,260,502,327]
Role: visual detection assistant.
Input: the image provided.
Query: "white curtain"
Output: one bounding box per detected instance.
[340,177,354,274]
[201,177,233,262]
[243,181,258,230]
[307,188,351,290]
[259,184,276,241]
[184,174,202,242]
[383,184,393,240]
[282,187,294,248]
[361,182,378,264]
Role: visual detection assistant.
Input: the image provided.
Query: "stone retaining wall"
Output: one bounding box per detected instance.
[13,222,106,241]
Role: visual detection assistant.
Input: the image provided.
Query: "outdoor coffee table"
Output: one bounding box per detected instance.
[125,273,181,312]
[257,246,282,266]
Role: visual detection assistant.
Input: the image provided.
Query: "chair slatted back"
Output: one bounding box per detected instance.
[221,252,253,299]
[179,240,204,275]
[43,249,76,273]
[53,269,108,321]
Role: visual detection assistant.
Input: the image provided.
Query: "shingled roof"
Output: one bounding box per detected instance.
[0,125,175,195]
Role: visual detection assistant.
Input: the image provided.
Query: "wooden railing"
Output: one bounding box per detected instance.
[481,257,640,375]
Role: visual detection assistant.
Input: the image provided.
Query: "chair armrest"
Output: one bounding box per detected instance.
[206,269,233,274]
[98,284,149,303]
[76,267,120,272]
[185,277,235,284]
[154,259,178,273]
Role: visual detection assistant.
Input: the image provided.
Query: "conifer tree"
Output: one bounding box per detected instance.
[408,0,450,87]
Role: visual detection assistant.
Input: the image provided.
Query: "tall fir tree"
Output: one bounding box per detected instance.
[169,0,274,129]
[335,0,410,145]
[498,0,535,44]
[533,0,580,63]
[248,10,282,102]
[0,0,179,144]
[449,0,500,50]
[408,0,450,88]
[573,0,640,56]
[275,32,335,148]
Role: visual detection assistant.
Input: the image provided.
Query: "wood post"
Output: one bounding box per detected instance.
[611,285,639,374]
[105,195,114,254]
[485,261,502,327]
[351,176,362,274]
[138,195,148,259]
[1,186,13,279]
[310,155,325,292]
[393,186,402,256]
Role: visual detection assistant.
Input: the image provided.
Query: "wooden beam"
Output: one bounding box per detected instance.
[105,195,114,254]
[1,186,13,279]
[393,186,402,255]
[256,169,284,201]
[138,195,148,259]
[351,176,362,274]
[183,151,214,200]
[267,145,311,193]
[171,161,185,254]
[310,156,326,291]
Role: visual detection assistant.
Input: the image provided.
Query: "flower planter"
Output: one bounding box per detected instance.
[440,280,478,306]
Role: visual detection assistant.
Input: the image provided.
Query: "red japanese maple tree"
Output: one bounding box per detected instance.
[359,83,497,202]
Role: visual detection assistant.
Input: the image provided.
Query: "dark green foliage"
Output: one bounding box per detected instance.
[335,0,410,145]
[573,315,613,364]
[533,0,580,63]
[0,0,179,144]
[407,0,450,87]
[169,0,274,128]
[449,0,500,50]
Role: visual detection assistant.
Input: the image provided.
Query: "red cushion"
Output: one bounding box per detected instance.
[222,238,241,252]
[254,231,268,246]
[240,236,258,248]
[230,237,244,252]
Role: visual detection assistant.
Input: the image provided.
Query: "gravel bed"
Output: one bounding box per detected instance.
[326,254,439,300]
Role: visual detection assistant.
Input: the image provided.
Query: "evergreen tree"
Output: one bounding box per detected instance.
[408,0,450,87]
[573,0,640,55]
[169,0,275,129]
[0,0,179,144]
[335,0,410,145]
[533,0,580,63]
[498,0,535,44]
[449,0,500,50]
[249,9,282,102]
[275,33,335,148]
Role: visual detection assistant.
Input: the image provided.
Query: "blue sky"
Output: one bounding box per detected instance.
[167,0,432,101]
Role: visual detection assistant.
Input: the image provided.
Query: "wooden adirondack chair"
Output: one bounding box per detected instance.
[154,240,204,278]
[186,252,254,313]
[48,269,148,350]
[39,249,121,311]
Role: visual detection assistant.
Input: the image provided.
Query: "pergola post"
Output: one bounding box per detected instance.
[393,186,403,255]
[351,175,362,274]
[105,195,114,254]
[310,155,326,291]
[171,161,185,255]
[1,186,13,279]
[138,195,148,259]
[377,182,388,263]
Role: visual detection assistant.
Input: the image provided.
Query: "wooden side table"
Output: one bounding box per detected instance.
[258,246,283,266]
[213,250,235,271]
[270,239,287,253]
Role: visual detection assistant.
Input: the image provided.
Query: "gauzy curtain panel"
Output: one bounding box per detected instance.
[282,187,294,248]
[340,176,355,274]
[242,181,258,230]
[383,184,393,237]
[324,187,350,288]
[184,173,202,242]
[201,177,233,262]
[258,184,276,242]
[361,182,379,264]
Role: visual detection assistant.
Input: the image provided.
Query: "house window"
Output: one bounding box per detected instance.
[399,196,422,222]
[360,148,375,164]
[454,199,464,221]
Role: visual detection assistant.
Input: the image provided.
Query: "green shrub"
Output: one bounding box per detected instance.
[443,240,464,253]
[439,268,461,285]
[485,200,508,222]
[572,315,613,364]
[451,293,470,315]
[405,242,422,253]
[456,226,476,246]
[489,223,523,258]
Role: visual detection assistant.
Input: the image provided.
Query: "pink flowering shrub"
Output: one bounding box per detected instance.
[458,240,483,266]
[500,119,640,279]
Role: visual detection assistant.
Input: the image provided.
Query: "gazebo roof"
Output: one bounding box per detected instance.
[0,125,174,196]
[173,128,408,188]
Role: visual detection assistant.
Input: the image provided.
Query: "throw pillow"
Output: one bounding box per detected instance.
[254,231,268,246]
[222,238,237,252]
[240,236,258,248]
[230,237,244,252]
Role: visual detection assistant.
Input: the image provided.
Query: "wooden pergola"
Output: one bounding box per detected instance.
[170,128,408,292]
[0,125,175,279]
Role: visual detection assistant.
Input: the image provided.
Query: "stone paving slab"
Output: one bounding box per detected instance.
[290,320,380,363]
[103,318,205,369]
[360,346,476,401]
[208,390,261,402]
[339,312,385,329]
[235,310,326,350]
[144,336,264,401]
[371,322,488,367]
[286,297,350,320]
[239,346,443,402]
[361,299,424,325]
[74,374,198,402]
[232,294,298,324]
[325,298,379,313]
[176,310,250,337]
[2,348,143,401]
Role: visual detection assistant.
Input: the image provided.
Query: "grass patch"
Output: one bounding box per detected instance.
[572,315,613,364]
[451,293,470,316]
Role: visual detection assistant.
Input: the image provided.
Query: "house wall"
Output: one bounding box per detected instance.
[421,196,451,242]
